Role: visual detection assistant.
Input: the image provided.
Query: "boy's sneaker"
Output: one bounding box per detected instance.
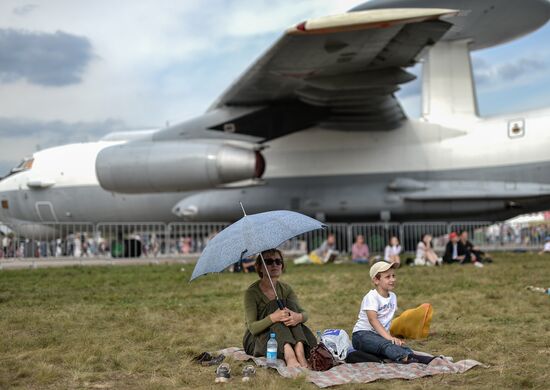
[474,261,484,268]
[241,365,256,382]
[215,363,231,383]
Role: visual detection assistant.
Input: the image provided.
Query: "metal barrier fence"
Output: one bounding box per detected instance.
[0,220,549,260]
[350,223,401,253]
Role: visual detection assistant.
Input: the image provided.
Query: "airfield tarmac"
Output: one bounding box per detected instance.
[0,256,197,270]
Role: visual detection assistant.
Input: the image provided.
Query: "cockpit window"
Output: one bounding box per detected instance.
[12,157,34,173]
[2,157,34,180]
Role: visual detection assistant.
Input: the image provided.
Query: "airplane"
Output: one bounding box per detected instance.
[1,0,550,241]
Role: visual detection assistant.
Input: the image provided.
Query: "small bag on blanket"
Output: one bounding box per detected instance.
[307,342,336,371]
[320,329,351,362]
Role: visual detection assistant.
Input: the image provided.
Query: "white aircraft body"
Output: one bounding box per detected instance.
[1,0,550,240]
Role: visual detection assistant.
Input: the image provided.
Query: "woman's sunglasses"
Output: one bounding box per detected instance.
[264,258,283,266]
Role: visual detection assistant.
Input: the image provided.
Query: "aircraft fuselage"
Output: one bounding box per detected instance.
[1,107,550,227]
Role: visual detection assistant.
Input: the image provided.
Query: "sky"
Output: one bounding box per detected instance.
[1,0,550,176]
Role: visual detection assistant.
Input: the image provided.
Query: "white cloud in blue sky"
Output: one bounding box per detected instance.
[0,0,549,175]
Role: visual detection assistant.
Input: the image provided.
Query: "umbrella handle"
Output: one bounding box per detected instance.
[276,299,285,310]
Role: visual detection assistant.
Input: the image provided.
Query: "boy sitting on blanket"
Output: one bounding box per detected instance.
[351,261,434,364]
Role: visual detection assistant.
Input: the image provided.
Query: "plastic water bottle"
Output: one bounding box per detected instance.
[266,333,277,366]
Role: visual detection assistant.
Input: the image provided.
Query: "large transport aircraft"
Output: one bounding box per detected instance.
[1,0,550,240]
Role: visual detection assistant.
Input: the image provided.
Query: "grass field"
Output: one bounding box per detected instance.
[1,253,549,389]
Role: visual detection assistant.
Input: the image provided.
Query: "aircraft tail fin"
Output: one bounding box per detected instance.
[421,39,479,125]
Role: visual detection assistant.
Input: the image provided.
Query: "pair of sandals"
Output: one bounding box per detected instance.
[191,352,256,383]
[192,351,225,366]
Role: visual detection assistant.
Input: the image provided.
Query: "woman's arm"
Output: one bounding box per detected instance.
[244,288,290,335]
[286,286,308,322]
[244,290,273,335]
[281,285,308,327]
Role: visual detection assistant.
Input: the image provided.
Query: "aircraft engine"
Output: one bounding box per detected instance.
[95,141,265,193]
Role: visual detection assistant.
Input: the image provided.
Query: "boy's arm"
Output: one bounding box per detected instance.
[366,310,404,346]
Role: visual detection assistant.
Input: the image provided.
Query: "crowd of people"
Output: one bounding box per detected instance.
[215,228,550,274]
[348,230,494,268]
[2,226,549,260]
[442,231,493,267]
[0,231,215,259]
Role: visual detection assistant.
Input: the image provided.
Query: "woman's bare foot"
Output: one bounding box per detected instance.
[286,358,301,368]
[284,343,300,368]
[294,342,308,367]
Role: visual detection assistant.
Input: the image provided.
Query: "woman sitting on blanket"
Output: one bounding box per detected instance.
[243,249,317,368]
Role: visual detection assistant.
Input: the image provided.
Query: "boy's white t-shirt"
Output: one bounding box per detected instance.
[353,289,397,334]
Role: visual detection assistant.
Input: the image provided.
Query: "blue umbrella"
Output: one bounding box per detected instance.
[191,207,326,305]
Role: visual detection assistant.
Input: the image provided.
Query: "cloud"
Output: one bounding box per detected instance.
[0,116,129,175]
[13,4,38,16]
[0,116,125,141]
[0,116,130,176]
[396,52,550,103]
[0,28,94,86]
[472,54,549,87]
[497,58,546,81]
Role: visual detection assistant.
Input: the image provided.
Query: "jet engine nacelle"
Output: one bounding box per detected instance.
[95,141,265,193]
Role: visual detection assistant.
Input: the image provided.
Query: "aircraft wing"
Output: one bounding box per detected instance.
[203,8,457,140]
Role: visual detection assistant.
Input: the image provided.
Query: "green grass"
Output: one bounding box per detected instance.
[1,254,549,389]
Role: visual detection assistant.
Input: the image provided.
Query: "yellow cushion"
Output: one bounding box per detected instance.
[390,303,433,339]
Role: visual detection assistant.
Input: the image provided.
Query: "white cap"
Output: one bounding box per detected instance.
[369,261,397,279]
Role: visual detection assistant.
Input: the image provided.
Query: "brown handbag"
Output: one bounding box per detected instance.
[307,342,336,371]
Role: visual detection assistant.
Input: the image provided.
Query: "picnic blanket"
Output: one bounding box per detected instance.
[217,347,485,388]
